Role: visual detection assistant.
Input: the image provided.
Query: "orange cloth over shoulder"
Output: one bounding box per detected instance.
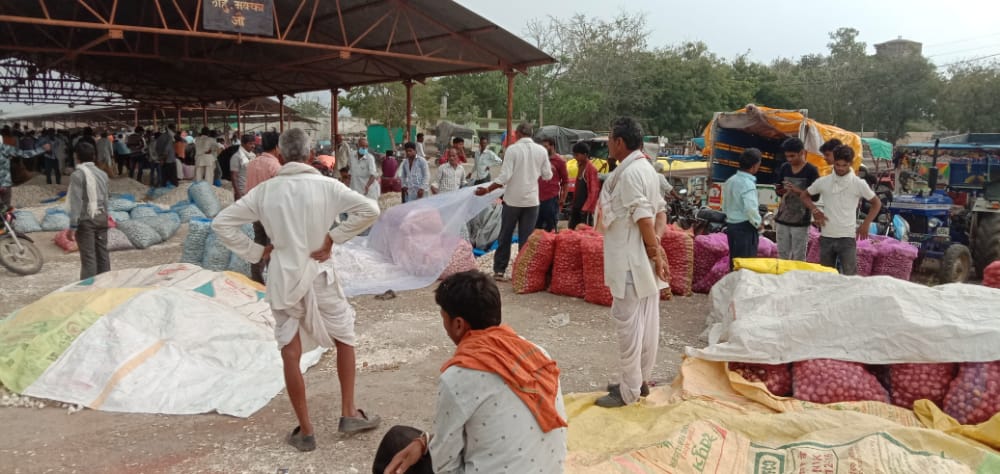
[441,324,567,432]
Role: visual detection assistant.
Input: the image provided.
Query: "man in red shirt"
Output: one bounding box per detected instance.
[244,131,283,283]
[437,137,467,165]
[535,138,569,232]
[568,142,600,230]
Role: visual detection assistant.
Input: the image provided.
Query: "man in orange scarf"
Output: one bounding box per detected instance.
[374,271,568,474]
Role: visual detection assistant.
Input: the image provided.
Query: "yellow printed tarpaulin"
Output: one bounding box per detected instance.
[564,358,1000,473]
[733,257,838,275]
[702,105,863,176]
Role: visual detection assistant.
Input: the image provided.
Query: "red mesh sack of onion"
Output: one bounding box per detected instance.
[579,233,613,306]
[511,230,556,294]
[943,361,1000,425]
[548,230,587,298]
[729,362,792,396]
[792,359,890,404]
[661,225,694,296]
[888,363,957,409]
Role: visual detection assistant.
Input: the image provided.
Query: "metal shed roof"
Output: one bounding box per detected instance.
[0,0,554,106]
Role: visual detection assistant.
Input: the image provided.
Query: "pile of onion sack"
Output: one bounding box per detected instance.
[730,359,1000,425]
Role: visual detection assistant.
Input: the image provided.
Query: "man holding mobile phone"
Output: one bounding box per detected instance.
[774,138,820,261]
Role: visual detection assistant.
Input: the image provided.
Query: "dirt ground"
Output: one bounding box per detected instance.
[0,224,711,473]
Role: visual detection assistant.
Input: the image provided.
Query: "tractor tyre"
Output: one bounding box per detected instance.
[973,212,1000,277]
[939,244,972,284]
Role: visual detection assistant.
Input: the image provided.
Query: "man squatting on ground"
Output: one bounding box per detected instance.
[594,117,670,408]
[373,270,568,474]
[213,128,382,452]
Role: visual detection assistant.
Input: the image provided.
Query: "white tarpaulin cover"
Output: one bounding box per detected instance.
[687,270,1000,364]
[334,186,503,297]
[0,264,323,417]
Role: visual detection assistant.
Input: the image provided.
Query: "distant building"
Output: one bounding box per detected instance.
[875,37,922,58]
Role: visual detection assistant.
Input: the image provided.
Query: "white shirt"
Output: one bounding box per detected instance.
[416,141,426,159]
[472,147,502,180]
[95,136,114,165]
[434,163,465,193]
[350,152,380,199]
[602,154,668,299]
[211,162,380,310]
[195,135,221,167]
[335,142,352,168]
[230,147,254,195]
[492,138,552,207]
[807,172,875,238]
[430,366,567,474]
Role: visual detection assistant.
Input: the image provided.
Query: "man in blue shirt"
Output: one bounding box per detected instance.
[722,148,762,269]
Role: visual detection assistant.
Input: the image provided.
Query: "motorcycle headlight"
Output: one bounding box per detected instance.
[928,217,942,231]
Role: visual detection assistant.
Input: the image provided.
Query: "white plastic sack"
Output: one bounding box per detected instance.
[181,218,212,264]
[12,210,42,233]
[335,186,503,297]
[188,181,222,218]
[40,208,70,231]
[687,271,1000,364]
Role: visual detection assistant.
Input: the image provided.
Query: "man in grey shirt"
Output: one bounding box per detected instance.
[66,142,110,280]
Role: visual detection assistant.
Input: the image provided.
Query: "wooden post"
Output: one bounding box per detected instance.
[236,100,242,136]
[330,88,338,139]
[152,109,158,129]
[505,71,516,148]
[405,81,414,143]
[202,104,208,127]
[278,95,285,132]
[175,107,181,129]
[133,108,139,128]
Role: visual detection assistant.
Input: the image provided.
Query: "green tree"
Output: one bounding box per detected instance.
[287,97,329,119]
[937,61,1000,132]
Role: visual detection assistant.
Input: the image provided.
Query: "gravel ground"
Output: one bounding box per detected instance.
[0,182,711,473]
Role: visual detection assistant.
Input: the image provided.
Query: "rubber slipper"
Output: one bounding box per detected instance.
[339,408,382,433]
[286,426,316,452]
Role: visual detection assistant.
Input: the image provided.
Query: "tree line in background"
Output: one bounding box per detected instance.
[296,13,1000,145]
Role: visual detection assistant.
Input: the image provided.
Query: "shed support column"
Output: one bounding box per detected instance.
[133,108,139,128]
[505,71,516,148]
[405,81,414,143]
[152,109,158,130]
[202,104,208,127]
[175,107,182,128]
[278,95,285,132]
[330,88,338,139]
[236,100,243,136]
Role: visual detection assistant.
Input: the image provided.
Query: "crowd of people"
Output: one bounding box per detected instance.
[722,137,881,275]
[2,112,885,472]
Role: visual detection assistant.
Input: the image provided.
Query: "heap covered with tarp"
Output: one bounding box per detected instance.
[533,126,597,155]
[0,264,324,417]
[434,121,475,144]
[565,270,1000,472]
[703,104,863,184]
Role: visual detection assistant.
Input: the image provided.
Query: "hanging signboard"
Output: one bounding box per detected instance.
[202,0,275,37]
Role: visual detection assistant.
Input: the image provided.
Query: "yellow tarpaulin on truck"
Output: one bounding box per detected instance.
[702,105,863,176]
[564,358,1000,473]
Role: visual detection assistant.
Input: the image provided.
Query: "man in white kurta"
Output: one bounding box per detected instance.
[212,128,382,452]
[596,117,669,408]
[349,137,380,200]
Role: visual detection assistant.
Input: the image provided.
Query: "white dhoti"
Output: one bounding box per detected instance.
[611,272,660,405]
[271,269,356,351]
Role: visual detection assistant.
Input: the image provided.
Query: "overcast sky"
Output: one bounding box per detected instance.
[3,1,998,116]
[458,0,1000,66]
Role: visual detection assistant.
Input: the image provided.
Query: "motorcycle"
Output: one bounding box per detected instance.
[0,206,44,275]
